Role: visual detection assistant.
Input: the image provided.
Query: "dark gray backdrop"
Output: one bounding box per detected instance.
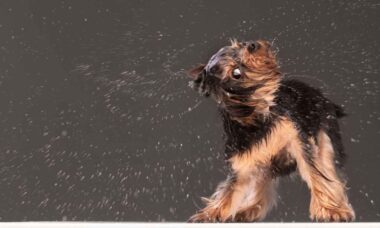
[0,0,379,222]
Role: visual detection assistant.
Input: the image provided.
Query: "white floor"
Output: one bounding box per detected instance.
[1,223,380,228]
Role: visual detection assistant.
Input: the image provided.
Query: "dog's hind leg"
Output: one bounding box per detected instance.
[287,132,355,222]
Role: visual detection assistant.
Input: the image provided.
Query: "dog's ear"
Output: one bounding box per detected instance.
[187,64,206,79]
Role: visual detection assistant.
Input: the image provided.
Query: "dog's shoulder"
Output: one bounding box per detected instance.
[273,78,345,138]
[276,79,323,102]
[274,78,342,115]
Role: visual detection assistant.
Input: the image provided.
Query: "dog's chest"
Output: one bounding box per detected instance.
[221,111,277,158]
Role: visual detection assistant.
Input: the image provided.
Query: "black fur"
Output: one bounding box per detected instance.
[270,151,297,177]
[221,79,346,176]
[221,110,277,159]
[273,79,346,167]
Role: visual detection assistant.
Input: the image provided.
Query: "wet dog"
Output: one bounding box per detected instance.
[188,40,355,222]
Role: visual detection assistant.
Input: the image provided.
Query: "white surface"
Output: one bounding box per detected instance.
[1,223,380,228]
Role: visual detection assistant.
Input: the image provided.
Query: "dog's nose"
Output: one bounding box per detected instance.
[209,65,218,75]
[206,65,219,77]
[247,41,258,53]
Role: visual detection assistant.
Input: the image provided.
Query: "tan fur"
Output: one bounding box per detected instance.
[234,178,278,222]
[229,38,240,48]
[227,40,281,124]
[241,40,278,72]
[190,118,297,222]
[229,118,297,174]
[287,131,355,222]
[190,39,282,126]
[188,175,236,222]
[190,119,355,222]
[188,40,354,222]
[222,71,280,125]
[309,131,355,221]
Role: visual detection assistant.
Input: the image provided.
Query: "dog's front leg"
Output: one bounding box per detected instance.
[189,173,251,222]
[234,173,277,222]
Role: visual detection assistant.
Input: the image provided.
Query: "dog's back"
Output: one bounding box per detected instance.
[274,79,346,166]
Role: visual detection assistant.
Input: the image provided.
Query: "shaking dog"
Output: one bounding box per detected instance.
[188,40,355,222]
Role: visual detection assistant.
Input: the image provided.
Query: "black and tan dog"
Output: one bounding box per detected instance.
[188,40,355,222]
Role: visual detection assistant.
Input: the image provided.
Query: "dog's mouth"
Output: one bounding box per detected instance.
[189,73,262,107]
[189,72,216,98]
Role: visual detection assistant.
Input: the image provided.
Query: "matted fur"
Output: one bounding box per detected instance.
[188,40,354,222]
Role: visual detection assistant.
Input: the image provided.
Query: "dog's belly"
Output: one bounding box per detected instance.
[270,150,297,177]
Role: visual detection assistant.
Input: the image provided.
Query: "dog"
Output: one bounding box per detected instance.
[187,40,355,222]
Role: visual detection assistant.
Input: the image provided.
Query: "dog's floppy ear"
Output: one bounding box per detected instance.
[187,64,206,79]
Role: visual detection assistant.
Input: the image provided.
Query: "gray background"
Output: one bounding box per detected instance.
[0,0,379,222]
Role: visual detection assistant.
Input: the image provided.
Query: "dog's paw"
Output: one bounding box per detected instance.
[234,204,266,222]
[188,211,211,223]
[188,203,233,222]
[310,204,355,222]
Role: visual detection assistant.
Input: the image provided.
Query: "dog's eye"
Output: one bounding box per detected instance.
[232,68,241,79]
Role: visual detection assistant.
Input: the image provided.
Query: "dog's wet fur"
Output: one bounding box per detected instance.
[188,40,355,222]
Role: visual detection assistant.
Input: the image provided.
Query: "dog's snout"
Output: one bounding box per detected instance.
[206,65,220,78]
[209,65,218,75]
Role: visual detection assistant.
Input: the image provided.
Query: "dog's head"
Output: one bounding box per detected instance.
[188,40,281,124]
